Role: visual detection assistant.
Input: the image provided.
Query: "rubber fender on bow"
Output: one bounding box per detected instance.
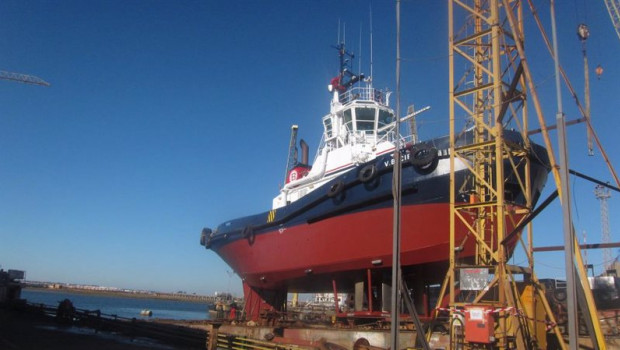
[358,164,378,183]
[242,226,255,245]
[327,180,345,198]
[200,227,212,247]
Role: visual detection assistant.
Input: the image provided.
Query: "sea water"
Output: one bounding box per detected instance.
[22,288,211,320]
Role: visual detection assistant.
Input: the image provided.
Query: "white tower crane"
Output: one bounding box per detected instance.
[595,184,613,270]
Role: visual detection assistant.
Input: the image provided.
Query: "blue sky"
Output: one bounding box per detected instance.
[0,1,618,296]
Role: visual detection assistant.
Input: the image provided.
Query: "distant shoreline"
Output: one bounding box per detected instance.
[23,286,215,304]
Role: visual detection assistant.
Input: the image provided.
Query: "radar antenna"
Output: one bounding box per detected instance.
[328,43,364,94]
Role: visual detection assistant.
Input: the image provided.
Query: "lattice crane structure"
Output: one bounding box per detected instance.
[442,1,552,347]
[595,184,613,269]
[434,0,606,348]
[604,0,620,41]
[0,70,50,87]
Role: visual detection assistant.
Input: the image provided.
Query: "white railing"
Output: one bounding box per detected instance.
[339,87,387,105]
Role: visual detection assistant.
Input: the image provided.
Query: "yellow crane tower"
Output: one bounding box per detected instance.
[443,1,547,347]
[431,1,608,349]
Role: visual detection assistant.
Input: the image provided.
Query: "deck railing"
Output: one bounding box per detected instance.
[339,87,388,105]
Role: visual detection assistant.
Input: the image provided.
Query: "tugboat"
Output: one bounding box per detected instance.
[200,43,550,320]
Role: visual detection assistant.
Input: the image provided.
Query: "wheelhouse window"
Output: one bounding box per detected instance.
[323,117,333,138]
[377,109,394,138]
[355,107,376,133]
[343,109,353,132]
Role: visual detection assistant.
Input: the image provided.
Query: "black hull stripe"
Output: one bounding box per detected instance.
[207,130,551,249]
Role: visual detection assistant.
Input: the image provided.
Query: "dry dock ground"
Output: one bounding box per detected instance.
[0,306,203,349]
[3,304,620,350]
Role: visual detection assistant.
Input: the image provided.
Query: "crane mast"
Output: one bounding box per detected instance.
[283,125,299,184]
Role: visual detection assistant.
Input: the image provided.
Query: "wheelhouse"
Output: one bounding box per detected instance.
[322,86,395,150]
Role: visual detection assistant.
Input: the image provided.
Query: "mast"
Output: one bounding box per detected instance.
[328,42,364,95]
[390,0,402,347]
[283,125,299,184]
[369,4,374,88]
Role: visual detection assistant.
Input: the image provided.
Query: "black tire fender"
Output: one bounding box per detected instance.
[410,145,439,174]
[554,289,567,302]
[327,180,345,198]
[409,145,438,166]
[358,164,378,183]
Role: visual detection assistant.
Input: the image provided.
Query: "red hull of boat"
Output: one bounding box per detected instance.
[216,203,521,291]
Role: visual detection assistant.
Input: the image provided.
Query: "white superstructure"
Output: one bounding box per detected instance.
[273,87,396,209]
